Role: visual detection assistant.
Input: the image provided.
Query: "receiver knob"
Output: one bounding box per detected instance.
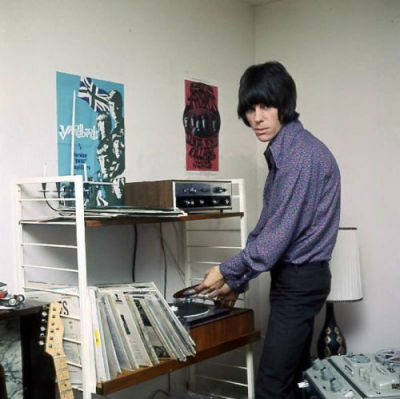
[214,187,226,193]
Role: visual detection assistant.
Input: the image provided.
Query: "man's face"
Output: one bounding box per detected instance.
[97,119,106,135]
[109,101,121,120]
[245,104,282,142]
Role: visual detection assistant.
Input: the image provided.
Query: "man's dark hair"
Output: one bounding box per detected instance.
[108,90,123,109]
[237,61,299,126]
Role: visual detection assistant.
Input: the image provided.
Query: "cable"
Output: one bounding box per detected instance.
[160,223,186,284]
[132,224,138,282]
[159,223,168,298]
[42,183,59,212]
[150,389,170,399]
[159,224,173,397]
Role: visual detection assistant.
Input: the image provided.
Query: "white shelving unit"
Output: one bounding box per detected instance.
[15,176,256,399]
[183,179,255,399]
[16,175,95,398]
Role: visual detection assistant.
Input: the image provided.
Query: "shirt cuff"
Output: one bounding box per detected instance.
[226,279,248,293]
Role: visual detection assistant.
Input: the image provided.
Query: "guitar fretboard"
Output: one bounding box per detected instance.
[53,355,74,399]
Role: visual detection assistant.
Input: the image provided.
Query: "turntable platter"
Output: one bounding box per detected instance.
[171,302,210,318]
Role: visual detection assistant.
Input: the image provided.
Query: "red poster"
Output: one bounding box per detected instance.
[183,80,220,171]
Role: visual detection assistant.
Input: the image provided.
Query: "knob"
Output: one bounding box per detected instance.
[359,367,366,380]
[183,200,192,206]
[369,376,376,390]
[330,377,343,392]
[211,199,219,205]
[321,367,334,380]
[224,198,230,205]
[312,359,324,370]
[214,187,226,193]
[189,187,197,194]
[198,199,205,206]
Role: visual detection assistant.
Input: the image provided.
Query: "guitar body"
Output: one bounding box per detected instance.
[0,363,7,398]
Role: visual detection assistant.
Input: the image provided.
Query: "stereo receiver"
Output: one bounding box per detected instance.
[124,180,232,211]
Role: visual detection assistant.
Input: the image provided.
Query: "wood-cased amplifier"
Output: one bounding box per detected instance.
[124,180,232,211]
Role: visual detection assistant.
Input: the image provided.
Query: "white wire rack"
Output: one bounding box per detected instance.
[182,179,255,399]
[16,175,95,399]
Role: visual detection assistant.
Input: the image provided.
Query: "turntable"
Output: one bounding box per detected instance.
[170,285,231,327]
[170,300,231,327]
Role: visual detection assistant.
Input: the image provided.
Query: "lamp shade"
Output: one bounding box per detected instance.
[327,227,362,302]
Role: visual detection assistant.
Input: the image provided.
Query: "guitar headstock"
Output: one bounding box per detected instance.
[39,301,74,399]
[44,301,65,358]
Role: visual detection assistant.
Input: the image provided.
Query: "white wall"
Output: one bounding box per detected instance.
[254,0,400,353]
[0,1,257,397]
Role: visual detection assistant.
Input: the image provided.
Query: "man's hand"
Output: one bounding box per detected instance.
[196,268,239,308]
[213,286,239,308]
[195,265,226,295]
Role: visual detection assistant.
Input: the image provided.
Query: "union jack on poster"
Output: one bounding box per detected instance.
[78,76,110,112]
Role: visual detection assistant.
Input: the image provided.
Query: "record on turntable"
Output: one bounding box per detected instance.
[170,301,210,319]
[170,300,231,327]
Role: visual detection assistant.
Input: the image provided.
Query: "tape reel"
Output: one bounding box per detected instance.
[375,348,400,365]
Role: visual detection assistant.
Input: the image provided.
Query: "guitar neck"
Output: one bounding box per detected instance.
[53,355,74,399]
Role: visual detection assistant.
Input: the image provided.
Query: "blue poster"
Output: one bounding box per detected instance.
[56,72,125,207]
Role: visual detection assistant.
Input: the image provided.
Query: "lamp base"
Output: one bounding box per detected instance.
[317,302,346,359]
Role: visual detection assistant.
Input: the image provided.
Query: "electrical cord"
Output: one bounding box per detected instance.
[150,389,170,399]
[160,223,186,284]
[132,224,138,282]
[159,223,168,298]
[42,183,59,212]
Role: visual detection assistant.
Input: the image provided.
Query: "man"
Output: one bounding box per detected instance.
[107,89,125,204]
[195,61,340,399]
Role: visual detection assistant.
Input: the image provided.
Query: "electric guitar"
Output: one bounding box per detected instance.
[44,301,74,399]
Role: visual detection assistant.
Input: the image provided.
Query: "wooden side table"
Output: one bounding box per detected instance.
[0,301,55,399]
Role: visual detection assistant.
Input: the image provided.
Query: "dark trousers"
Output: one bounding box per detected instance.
[255,261,331,399]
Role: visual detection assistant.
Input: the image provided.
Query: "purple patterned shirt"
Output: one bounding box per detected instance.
[220,120,341,292]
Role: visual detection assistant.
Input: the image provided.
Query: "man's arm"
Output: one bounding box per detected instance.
[220,154,316,288]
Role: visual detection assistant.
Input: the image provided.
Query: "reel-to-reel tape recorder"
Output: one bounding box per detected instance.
[304,348,400,398]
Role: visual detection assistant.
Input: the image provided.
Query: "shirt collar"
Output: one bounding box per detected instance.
[265,120,303,169]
